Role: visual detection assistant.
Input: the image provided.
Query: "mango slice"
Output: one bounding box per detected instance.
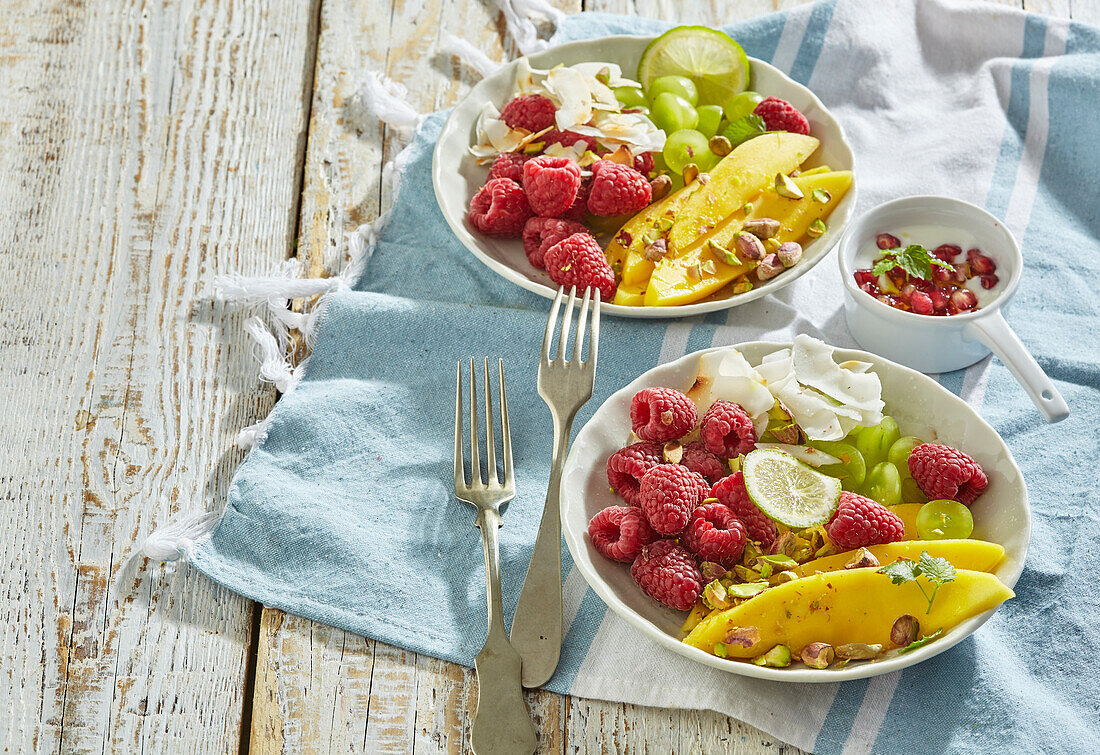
[681,601,709,635]
[606,182,701,274]
[888,503,924,539]
[684,567,1013,658]
[792,539,1005,578]
[752,170,852,243]
[668,132,819,252]
[643,239,757,306]
[612,283,647,307]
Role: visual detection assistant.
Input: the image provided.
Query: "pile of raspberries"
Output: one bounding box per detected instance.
[468,94,660,302]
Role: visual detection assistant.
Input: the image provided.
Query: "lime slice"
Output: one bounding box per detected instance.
[638,26,750,107]
[742,448,842,528]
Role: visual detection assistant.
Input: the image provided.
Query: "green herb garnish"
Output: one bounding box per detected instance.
[871,244,953,281]
[898,628,945,654]
[720,114,767,147]
[877,552,957,614]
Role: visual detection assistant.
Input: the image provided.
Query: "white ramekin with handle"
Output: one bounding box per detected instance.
[837,195,1069,423]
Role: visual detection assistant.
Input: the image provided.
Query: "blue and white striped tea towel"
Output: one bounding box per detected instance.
[158,1,1100,751]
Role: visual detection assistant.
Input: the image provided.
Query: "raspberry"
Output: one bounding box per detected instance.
[753,97,811,135]
[522,156,582,218]
[638,464,708,535]
[587,160,652,217]
[588,505,657,563]
[561,176,591,222]
[487,152,528,183]
[630,387,697,442]
[543,129,599,152]
[701,400,757,457]
[522,217,590,268]
[908,443,988,505]
[606,441,664,506]
[630,539,703,611]
[711,473,776,547]
[680,441,727,485]
[543,232,617,302]
[826,492,905,550]
[499,94,556,133]
[682,503,748,566]
[633,151,655,175]
[468,178,531,238]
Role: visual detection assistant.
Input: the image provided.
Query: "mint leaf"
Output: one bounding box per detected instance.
[877,558,921,585]
[899,628,944,654]
[873,244,954,282]
[721,114,766,147]
[871,257,894,276]
[918,551,956,586]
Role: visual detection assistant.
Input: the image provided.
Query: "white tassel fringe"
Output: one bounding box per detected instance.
[141,511,222,561]
[442,34,504,78]
[496,0,564,55]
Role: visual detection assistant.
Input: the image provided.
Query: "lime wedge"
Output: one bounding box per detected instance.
[638,26,750,107]
[742,448,842,528]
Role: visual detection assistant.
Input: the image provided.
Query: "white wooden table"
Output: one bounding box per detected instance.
[1,0,1085,751]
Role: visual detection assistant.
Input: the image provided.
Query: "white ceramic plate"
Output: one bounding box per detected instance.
[432,36,857,318]
[560,342,1029,682]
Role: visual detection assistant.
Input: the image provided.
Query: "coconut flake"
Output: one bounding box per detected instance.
[791,334,885,414]
[544,66,593,130]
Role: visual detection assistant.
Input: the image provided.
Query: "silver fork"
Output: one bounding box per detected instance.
[510,286,600,688]
[454,358,536,755]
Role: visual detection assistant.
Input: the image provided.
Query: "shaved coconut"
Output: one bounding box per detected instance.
[544,141,587,162]
[839,359,873,374]
[775,385,846,440]
[791,334,885,414]
[571,111,665,153]
[688,349,775,440]
[544,66,593,130]
[754,443,841,467]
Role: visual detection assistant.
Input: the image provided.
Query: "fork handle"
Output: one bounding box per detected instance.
[472,507,537,755]
[509,412,573,688]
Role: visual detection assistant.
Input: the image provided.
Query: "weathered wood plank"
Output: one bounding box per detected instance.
[0,0,320,751]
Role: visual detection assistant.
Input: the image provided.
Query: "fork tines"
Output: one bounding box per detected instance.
[454,357,513,493]
[542,286,601,366]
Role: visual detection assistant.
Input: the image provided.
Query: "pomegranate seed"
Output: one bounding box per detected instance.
[854,270,877,287]
[953,264,969,283]
[951,288,978,311]
[860,282,879,296]
[901,284,917,300]
[966,248,996,275]
[932,244,962,262]
[932,265,955,284]
[980,274,999,289]
[930,288,949,312]
[910,291,934,315]
[876,233,901,250]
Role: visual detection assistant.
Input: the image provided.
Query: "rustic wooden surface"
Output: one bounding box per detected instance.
[0,0,1089,753]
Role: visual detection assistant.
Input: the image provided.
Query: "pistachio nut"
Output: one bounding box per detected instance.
[700,561,727,581]
[764,237,782,254]
[891,615,920,646]
[734,230,766,261]
[701,579,731,611]
[844,547,880,569]
[701,259,717,275]
[742,217,780,240]
[724,626,761,649]
[807,218,827,237]
[773,570,800,584]
[800,642,835,669]
[835,643,884,660]
[774,172,805,199]
[643,237,669,262]
[649,174,672,201]
[742,541,763,565]
[770,531,798,557]
[731,280,753,295]
[777,241,803,268]
[662,440,683,464]
[682,163,700,185]
[756,253,785,281]
[815,543,837,559]
[752,644,792,668]
[708,135,732,156]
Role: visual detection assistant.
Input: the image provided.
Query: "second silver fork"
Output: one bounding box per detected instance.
[509,286,600,688]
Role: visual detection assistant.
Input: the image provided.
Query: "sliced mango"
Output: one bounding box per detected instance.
[684,567,1013,658]
[643,238,756,306]
[605,182,700,272]
[888,503,924,539]
[612,283,647,307]
[668,132,819,252]
[751,170,852,243]
[792,539,1005,578]
[681,601,709,635]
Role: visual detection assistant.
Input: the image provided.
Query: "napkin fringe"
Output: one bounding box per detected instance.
[441,35,504,79]
[497,0,564,55]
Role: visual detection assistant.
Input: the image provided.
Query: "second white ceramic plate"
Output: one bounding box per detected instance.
[432,35,857,318]
[559,341,1029,681]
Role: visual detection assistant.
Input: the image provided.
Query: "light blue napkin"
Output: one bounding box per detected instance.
[188,1,1100,751]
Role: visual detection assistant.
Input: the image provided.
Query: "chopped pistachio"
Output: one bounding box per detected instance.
[742,202,753,215]
[713,641,728,658]
[764,237,782,254]
[701,259,717,275]
[752,644,792,668]
[726,581,769,599]
[758,561,773,579]
[815,543,837,559]
[663,440,684,464]
[774,570,800,584]
[732,565,763,583]
[686,262,703,281]
[523,141,545,153]
[724,626,761,649]
[731,280,753,295]
[702,579,731,610]
[700,561,727,581]
[708,135,732,156]
[812,187,832,203]
[836,643,883,660]
[649,174,672,200]
[708,239,740,266]
[683,163,700,185]
[774,172,805,199]
[758,554,798,569]
[801,642,834,669]
[808,218,827,237]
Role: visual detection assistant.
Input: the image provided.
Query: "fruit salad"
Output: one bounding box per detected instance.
[853,231,1001,316]
[465,26,852,307]
[587,335,1014,669]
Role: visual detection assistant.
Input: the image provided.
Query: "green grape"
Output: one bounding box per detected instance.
[810,440,866,491]
[650,92,699,134]
[662,129,712,174]
[916,499,974,540]
[901,477,928,504]
[648,75,699,106]
[695,104,723,139]
[614,85,647,109]
[888,436,925,478]
[855,416,901,470]
[864,462,902,507]
[721,90,764,121]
